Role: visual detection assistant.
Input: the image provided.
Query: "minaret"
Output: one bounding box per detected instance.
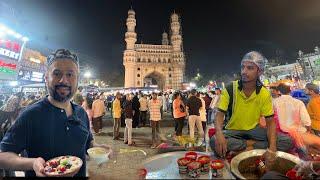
[170,13,182,52]
[162,31,169,45]
[170,12,185,89]
[125,9,137,50]
[123,8,137,88]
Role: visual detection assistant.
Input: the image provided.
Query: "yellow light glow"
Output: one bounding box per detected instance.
[29,57,41,64]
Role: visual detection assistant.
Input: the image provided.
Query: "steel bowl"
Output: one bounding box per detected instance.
[230,149,302,179]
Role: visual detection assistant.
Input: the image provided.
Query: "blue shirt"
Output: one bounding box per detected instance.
[0,97,93,177]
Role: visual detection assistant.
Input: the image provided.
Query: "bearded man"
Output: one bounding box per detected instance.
[0,49,112,177]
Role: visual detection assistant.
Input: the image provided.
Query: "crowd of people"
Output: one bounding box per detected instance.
[70,86,222,149]
[0,49,319,178]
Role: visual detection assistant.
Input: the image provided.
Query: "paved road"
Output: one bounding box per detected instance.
[88,111,213,180]
[88,126,179,180]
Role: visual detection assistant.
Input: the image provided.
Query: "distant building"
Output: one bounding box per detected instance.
[298,46,320,81]
[123,9,185,90]
[267,62,303,81]
[18,48,47,83]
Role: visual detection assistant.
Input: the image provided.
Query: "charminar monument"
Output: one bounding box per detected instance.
[123,8,185,90]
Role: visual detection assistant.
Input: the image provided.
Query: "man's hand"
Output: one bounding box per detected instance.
[296,161,315,178]
[214,131,227,158]
[32,157,46,177]
[263,149,277,171]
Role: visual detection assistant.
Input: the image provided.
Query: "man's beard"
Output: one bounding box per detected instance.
[48,84,75,102]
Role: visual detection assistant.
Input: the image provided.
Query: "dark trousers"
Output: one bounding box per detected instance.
[132,110,140,128]
[202,121,207,140]
[92,116,103,133]
[113,118,121,138]
[209,126,293,154]
[121,113,126,127]
[174,120,178,132]
[175,117,185,136]
[206,109,211,123]
[151,120,160,144]
[140,111,147,126]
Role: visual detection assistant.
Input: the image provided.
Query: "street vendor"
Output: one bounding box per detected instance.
[0,49,112,177]
[210,51,293,168]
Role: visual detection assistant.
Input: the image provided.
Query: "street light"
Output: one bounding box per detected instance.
[9,81,18,87]
[84,71,91,78]
[190,82,196,88]
[22,37,29,42]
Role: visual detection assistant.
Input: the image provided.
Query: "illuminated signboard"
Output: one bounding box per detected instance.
[0,59,17,80]
[0,39,21,60]
[18,70,44,82]
[0,24,27,81]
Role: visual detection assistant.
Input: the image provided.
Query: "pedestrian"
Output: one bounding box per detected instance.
[82,94,94,133]
[73,87,84,105]
[112,92,122,140]
[202,93,212,123]
[120,94,127,127]
[0,49,111,177]
[172,92,186,137]
[273,83,311,158]
[186,89,204,145]
[169,92,173,114]
[305,83,320,137]
[92,94,106,134]
[139,94,148,127]
[149,92,162,148]
[198,93,207,144]
[162,93,168,113]
[132,93,140,128]
[123,94,135,146]
[209,88,221,125]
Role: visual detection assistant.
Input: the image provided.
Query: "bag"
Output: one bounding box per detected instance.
[224,81,236,129]
[179,104,185,113]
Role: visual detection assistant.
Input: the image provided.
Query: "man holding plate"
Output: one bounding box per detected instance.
[0,49,112,177]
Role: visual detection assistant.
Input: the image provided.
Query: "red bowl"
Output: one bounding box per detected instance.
[286,169,302,180]
[197,155,211,164]
[138,168,147,178]
[211,160,224,169]
[185,151,198,160]
[177,157,193,166]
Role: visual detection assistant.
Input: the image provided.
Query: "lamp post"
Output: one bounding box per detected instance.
[84,71,91,85]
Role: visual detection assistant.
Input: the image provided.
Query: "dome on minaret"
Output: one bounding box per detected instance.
[171,13,179,21]
[128,9,135,15]
[162,31,169,45]
[162,32,168,37]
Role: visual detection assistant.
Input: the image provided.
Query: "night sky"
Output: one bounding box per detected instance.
[1,0,320,82]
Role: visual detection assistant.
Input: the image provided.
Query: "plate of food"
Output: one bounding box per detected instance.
[44,155,83,177]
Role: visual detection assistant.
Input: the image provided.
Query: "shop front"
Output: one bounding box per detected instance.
[0,24,28,94]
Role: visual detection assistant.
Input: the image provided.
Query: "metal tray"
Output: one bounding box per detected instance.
[142,151,235,179]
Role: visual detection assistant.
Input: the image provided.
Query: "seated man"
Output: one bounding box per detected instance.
[261,138,320,180]
[210,51,293,166]
[273,83,311,157]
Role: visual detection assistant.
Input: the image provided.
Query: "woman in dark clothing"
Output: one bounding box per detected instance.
[131,94,140,128]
